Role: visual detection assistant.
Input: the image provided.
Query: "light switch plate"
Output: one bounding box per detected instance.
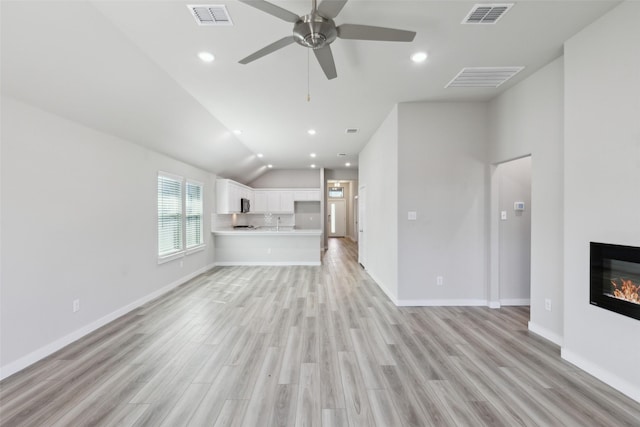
[408,211,417,221]
[501,211,507,220]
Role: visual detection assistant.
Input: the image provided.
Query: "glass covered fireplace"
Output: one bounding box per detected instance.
[590,242,640,321]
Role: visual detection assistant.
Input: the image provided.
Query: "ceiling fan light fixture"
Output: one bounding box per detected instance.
[293,15,337,49]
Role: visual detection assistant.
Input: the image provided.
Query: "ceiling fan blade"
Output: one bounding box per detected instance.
[237,0,300,23]
[313,45,337,80]
[239,36,295,64]
[317,0,348,19]
[337,24,416,42]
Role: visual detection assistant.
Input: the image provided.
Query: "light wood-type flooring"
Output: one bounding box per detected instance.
[2,238,640,426]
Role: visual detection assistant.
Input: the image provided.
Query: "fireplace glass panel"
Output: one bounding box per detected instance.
[590,242,640,321]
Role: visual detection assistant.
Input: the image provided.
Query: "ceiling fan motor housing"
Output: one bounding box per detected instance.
[293,14,337,49]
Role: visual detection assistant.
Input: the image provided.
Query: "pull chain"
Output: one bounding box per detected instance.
[307,49,311,102]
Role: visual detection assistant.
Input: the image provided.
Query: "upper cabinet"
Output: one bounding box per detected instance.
[216,179,253,214]
[293,190,321,202]
[217,181,320,214]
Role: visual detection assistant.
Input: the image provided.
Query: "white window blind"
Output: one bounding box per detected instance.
[158,173,183,257]
[186,181,203,249]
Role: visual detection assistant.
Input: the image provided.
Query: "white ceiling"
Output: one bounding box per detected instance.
[1,0,618,183]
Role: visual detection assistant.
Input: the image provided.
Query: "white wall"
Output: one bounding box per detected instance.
[497,156,531,305]
[488,57,564,344]
[563,1,640,401]
[0,97,216,378]
[248,169,320,188]
[397,102,489,304]
[358,106,399,301]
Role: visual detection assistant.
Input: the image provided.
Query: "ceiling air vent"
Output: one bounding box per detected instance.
[462,4,513,24]
[345,128,359,134]
[188,5,233,26]
[445,66,524,88]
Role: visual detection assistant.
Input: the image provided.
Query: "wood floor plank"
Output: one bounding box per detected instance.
[366,388,404,427]
[214,400,249,427]
[321,408,349,427]
[337,351,374,427]
[294,363,322,427]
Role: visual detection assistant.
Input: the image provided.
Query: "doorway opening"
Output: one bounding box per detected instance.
[492,156,532,308]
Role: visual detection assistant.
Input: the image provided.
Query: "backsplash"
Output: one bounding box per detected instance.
[212,213,295,230]
[212,201,321,230]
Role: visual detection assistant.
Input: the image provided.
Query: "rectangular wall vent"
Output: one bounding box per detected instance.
[462,4,513,24]
[445,66,524,88]
[345,128,359,134]
[188,5,233,26]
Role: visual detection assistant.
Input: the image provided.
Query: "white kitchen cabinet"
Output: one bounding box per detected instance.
[216,179,253,214]
[293,190,321,201]
[280,191,294,212]
[220,185,320,214]
[266,191,281,212]
[253,190,268,213]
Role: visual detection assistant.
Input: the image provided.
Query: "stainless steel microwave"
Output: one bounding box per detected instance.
[241,198,250,213]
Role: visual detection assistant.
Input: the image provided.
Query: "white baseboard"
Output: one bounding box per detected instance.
[214,261,321,266]
[0,262,215,381]
[368,274,399,305]
[395,299,488,307]
[488,301,501,309]
[561,348,640,403]
[528,321,563,346]
[500,298,530,306]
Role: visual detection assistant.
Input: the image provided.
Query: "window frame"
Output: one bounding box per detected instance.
[157,172,205,264]
[185,179,205,253]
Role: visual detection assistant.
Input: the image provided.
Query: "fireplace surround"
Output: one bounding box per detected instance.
[590,242,640,321]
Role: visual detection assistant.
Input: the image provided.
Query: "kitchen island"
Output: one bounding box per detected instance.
[212,227,322,266]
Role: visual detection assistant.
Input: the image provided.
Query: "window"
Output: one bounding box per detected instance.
[158,173,183,258]
[186,181,203,249]
[157,173,205,262]
[328,187,344,198]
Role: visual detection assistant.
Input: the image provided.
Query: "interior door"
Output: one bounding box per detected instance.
[328,199,347,237]
[358,186,366,267]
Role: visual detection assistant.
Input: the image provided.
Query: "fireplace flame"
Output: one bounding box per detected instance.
[610,278,640,304]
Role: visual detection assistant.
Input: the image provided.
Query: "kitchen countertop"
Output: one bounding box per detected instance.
[212,227,322,236]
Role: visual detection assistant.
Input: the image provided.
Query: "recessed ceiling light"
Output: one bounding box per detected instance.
[198,51,215,63]
[257,153,263,158]
[267,164,273,168]
[232,129,242,135]
[411,52,428,63]
[345,162,351,167]
[307,129,316,135]
[310,153,316,158]
[310,164,316,168]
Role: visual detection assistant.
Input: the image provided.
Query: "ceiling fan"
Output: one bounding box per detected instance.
[237,0,416,80]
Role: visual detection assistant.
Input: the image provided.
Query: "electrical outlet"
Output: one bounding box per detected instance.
[436,276,444,286]
[545,298,552,311]
[179,260,184,268]
[73,299,80,313]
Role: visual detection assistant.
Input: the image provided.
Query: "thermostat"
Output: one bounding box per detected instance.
[514,202,525,211]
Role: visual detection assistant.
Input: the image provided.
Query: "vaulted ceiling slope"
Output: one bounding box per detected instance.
[1,1,618,180]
